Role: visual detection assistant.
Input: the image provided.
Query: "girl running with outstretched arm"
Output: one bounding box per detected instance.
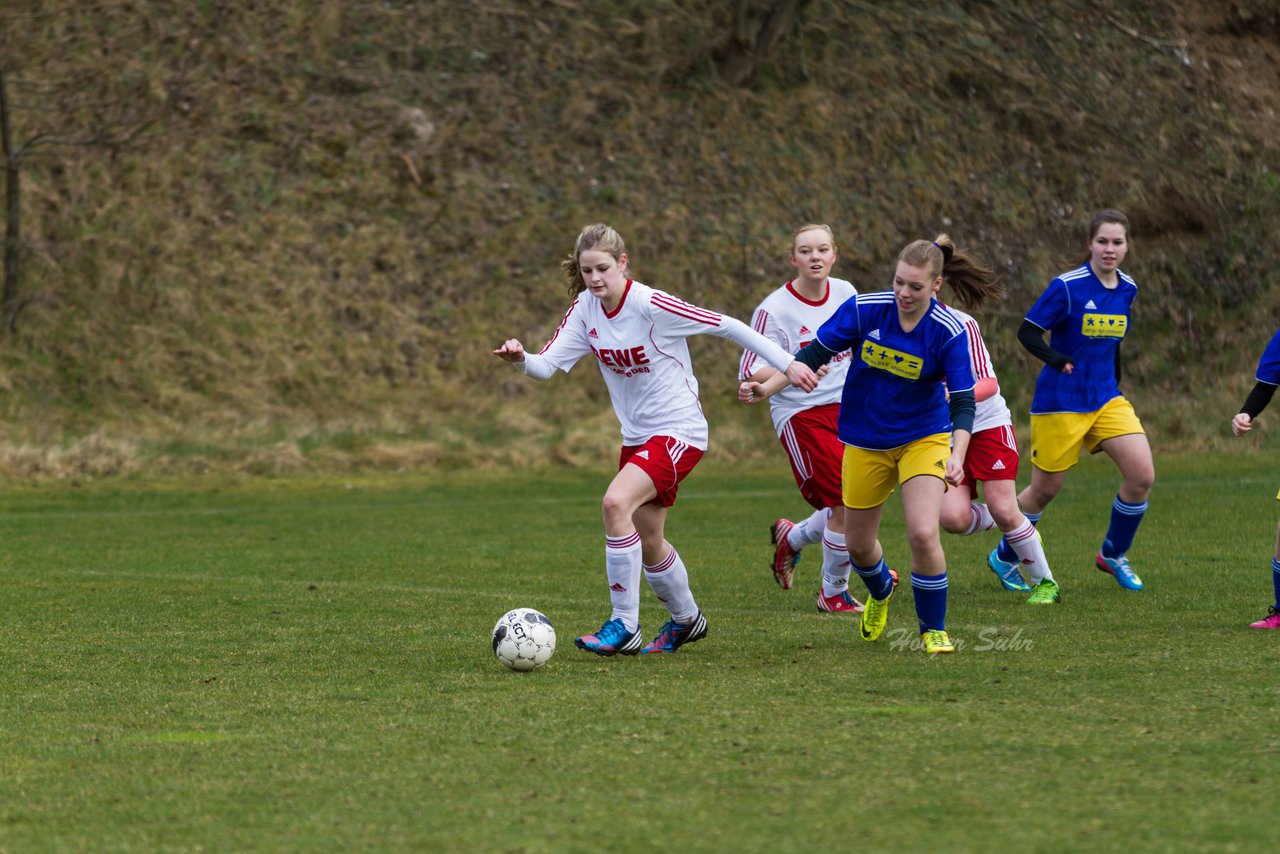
[742,234,982,655]
[494,223,818,656]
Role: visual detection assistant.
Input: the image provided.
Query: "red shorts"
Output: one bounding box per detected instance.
[962,424,1020,489]
[620,436,705,507]
[779,403,844,510]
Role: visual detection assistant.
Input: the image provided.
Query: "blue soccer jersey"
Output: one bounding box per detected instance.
[813,291,974,451]
[1025,264,1138,414]
[1257,327,1280,386]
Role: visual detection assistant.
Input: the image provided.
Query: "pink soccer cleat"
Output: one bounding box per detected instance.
[1249,606,1280,629]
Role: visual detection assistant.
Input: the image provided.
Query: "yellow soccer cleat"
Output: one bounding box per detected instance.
[920,629,955,655]
[858,569,898,642]
[1025,578,1061,605]
[859,593,891,641]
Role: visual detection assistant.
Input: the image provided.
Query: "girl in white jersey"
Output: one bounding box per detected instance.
[936,279,1058,605]
[739,224,863,614]
[493,224,818,656]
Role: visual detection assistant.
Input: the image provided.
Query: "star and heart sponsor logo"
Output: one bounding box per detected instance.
[861,341,923,380]
[1081,313,1127,338]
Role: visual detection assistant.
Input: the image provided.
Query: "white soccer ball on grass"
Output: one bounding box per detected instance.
[492,608,557,671]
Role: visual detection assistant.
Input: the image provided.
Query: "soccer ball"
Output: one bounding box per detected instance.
[492,608,556,671]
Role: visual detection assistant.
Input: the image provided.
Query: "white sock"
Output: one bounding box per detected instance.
[964,502,996,536]
[605,532,643,632]
[1006,519,1053,585]
[821,528,852,598]
[789,507,830,549]
[644,545,699,624]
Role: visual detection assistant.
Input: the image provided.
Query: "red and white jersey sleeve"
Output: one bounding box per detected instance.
[514,295,594,380]
[739,277,858,435]
[943,305,1012,433]
[555,280,795,450]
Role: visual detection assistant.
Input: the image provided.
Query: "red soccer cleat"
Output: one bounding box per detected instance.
[769,519,801,590]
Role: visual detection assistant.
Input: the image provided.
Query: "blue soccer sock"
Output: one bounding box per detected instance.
[1272,558,1280,609]
[853,557,895,601]
[911,571,948,632]
[997,511,1039,563]
[1101,496,1148,558]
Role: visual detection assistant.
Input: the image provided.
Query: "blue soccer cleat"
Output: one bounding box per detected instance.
[1095,552,1143,590]
[987,546,1031,592]
[574,617,644,656]
[641,612,708,654]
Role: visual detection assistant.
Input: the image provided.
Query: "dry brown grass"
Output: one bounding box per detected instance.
[1,1,1278,476]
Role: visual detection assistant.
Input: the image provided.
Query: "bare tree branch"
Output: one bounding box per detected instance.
[14,124,150,158]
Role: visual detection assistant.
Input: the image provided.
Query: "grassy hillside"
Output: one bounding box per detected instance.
[3,0,1280,477]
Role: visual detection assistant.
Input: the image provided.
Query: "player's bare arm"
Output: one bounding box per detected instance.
[739,369,793,404]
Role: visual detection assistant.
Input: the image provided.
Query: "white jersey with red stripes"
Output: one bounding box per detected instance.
[942,304,1012,434]
[516,280,797,449]
[738,277,858,435]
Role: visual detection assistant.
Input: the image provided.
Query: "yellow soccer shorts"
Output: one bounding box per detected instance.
[842,433,950,510]
[1029,396,1145,473]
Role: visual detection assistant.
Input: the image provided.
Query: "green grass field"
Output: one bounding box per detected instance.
[0,453,1276,851]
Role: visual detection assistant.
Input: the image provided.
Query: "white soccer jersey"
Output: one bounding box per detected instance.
[738,277,858,435]
[516,280,797,449]
[943,304,1012,434]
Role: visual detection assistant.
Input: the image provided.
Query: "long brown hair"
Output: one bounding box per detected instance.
[561,223,627,296]
[897,233,1003,310]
